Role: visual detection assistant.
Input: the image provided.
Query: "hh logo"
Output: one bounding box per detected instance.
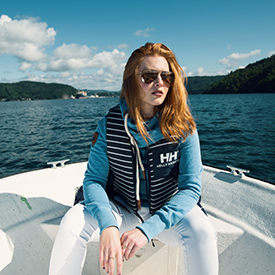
[160,151,178,164]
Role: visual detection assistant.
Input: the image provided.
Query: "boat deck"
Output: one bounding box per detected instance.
[0,163,274,274]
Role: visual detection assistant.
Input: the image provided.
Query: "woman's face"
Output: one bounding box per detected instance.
[138,55,170,119]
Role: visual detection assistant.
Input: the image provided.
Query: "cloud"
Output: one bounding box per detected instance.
[36,43,94,71]
[118,44,130,50]
[54,43,94,59]
[0,15,127,90]
[0,14,56,62]
[185,66,228,77]
[89,49,126,69]
[24,70,123,91]
[35,44,127,74]
[186,67,206,76]
[134,27,155,37]
[268,51,275,57]
[181,66,187,73]
[219,49,261,68]
[196,67,204,75]
[19,62,32,71]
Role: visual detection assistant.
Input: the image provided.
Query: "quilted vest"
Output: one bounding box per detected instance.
[106,105,179,214]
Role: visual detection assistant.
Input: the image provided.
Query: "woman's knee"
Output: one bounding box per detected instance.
[181,206,217,242]
[188,212,217,243]
[60,204,85,228]
[194,219,216,242]
[59,204,97,241]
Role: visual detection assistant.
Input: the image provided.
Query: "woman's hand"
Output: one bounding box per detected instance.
[99,226,123,275]
[120,228,148,261]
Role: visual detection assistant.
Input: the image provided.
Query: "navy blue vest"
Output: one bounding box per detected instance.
[106,105,179,214]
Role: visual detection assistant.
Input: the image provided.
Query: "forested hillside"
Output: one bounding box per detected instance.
[186,76,225,94]
[205,55,275,94]
[0,81,77,101]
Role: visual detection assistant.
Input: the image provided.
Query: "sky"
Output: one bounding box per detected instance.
[1,0,275,91]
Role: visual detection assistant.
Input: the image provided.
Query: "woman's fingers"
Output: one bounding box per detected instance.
[99,227,123,275]
[123,244,137,261]
[99,227,148,273]
[115,253,123,275]
[107,255,116,274]
[120,228,148,261]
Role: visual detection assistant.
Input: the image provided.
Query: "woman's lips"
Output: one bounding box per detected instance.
[152,90,163,96]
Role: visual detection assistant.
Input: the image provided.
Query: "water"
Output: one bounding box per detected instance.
[0,94,274,184]
[189,94,275,184]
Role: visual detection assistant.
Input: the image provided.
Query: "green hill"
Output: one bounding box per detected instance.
[0,81,77,101]
[205,55,275,94]
[186,76,225,94]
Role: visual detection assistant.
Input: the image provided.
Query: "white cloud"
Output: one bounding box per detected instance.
[196,67,204,75]
[35,44,127,74]
[185,66,228,77]
[89,49,126,69]
[0,14,56,62]
[36,43,94,71]
[19,62,32,71]
[24,70,123,91]
[54,43,94,59]
[134,27,155,37]
[30,47,127,89]
[118,44,130,50]
[186,67,206,76]
[0,15,128,89]
[97,69,105,75]
[219,49,261,68]
[268,51,275,57]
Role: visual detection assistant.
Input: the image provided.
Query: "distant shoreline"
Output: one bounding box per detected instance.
[1,54,275,101]
[2,91,275,103]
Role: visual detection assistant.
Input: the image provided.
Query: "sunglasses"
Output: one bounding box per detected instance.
[140,70,175,86]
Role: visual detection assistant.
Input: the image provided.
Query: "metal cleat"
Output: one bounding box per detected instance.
[47,159,70,169]
[227,165,250,177]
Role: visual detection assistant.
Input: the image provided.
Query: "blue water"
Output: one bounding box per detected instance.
[0,94,274,183]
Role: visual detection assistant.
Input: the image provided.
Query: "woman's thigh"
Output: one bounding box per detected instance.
[60,202,142,242]
[156,205,216,248]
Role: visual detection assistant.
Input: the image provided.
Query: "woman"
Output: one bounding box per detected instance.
[49,43,218,275]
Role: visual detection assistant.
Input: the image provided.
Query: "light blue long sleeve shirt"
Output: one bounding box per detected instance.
[83,98,203,241]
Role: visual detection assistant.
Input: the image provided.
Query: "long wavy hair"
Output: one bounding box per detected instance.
[120,42,196,143]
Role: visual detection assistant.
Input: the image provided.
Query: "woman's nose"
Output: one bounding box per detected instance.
[155,73,163,86]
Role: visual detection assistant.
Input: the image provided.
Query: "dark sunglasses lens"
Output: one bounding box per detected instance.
[141,72,174,86]
[142,73,158,84]
[161,73,174,86]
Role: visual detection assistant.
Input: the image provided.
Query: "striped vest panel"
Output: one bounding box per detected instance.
[106,105,179,214]
[106,105,138,212]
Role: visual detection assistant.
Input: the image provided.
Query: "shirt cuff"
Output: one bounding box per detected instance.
[136,214,166,242]
[93,206,119,234]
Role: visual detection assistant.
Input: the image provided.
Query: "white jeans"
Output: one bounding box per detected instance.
[49,202,218,275]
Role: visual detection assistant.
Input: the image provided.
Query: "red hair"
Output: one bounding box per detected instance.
[120,42,196,142]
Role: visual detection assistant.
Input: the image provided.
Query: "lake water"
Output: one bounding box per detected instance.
[0,93,274,184]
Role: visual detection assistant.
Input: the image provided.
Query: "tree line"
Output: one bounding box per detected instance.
[0,81,77,101]
[205,54,275,94]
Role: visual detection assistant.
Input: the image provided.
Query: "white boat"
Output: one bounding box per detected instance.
[0,161,274,275]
